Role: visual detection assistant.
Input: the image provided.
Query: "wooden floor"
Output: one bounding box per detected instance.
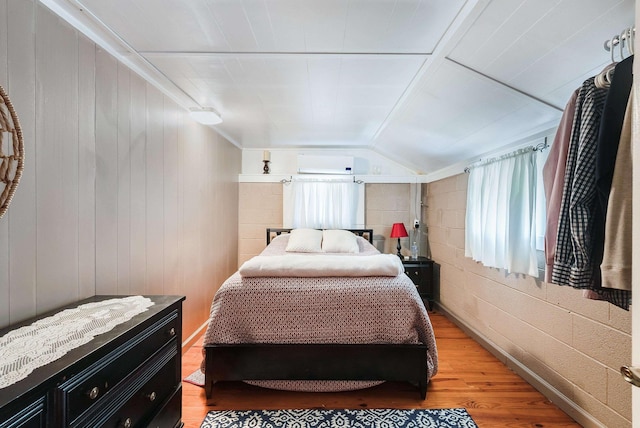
[181,311,582,427]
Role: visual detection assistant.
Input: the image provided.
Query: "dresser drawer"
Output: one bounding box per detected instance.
[58,311,179,425]
[146,386,182,428]
[404,266,423,288]
[0,397,46,428]
[72,342,178,428]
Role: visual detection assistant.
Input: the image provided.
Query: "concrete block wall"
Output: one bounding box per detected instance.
[238,183,283,266]
[238,182,416,264]
[424,174,632,428]
[365,183,417,256]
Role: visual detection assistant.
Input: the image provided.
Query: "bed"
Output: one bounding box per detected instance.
[201,228,438,400]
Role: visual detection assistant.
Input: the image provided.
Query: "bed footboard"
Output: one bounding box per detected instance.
[204,343,428,400]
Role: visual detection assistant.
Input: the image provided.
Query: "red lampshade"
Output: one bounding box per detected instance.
[390,223,408,238]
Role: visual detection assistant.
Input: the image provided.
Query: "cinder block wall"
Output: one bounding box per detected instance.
[238,183,416,264]
[425,174,632,428]
[365,183,416,255]
[238,183,284,266]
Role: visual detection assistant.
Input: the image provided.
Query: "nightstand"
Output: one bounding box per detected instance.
[402,257,434,310]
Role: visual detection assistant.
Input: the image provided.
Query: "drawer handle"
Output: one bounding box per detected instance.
[147,391,156,402]
[87,386,100,400]
[122,417,132,428]
[168,327,176,337]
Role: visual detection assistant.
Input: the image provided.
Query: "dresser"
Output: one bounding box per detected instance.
[0,295,185,428]
[402,257,434,310]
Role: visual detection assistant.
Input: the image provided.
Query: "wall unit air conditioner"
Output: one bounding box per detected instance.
[297,154,354,175]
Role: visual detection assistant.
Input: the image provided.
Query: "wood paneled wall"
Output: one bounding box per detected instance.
[0,0,241,340]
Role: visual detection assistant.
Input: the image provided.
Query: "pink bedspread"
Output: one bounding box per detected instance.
[201,235,438,391]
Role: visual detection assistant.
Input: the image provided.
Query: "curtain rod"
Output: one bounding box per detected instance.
[464,137,548,174]
[280,176,364,184]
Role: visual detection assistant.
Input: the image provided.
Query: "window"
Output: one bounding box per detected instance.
[534,146,550,251]
[283,177,365,229]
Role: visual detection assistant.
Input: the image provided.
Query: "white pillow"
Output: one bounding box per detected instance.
[322,229,359,253]
[285,228,323,253]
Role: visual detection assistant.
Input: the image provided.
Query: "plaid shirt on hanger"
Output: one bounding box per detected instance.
[551,75,631,310]
[552,77,607,288]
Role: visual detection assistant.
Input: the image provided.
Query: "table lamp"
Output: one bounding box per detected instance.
[390,223,408,258]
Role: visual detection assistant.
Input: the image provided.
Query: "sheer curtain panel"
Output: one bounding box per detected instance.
[291,178,358,229]
[465,148,539,276]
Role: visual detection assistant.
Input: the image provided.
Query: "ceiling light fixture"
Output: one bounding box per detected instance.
[189,107,222,125]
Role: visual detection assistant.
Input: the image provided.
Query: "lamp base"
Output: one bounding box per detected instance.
[396,238,403,258]
[263,160,270,174]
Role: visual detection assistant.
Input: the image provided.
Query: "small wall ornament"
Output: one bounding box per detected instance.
[0,84,24,219]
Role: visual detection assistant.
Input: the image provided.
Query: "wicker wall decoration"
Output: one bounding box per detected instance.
[0,84,24,219]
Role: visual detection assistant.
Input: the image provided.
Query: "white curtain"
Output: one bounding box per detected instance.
[465,147,539,276]
[291,178,358,229]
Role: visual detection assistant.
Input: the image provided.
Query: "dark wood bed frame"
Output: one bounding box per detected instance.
[204,228,429,400]
[265,228,375,245]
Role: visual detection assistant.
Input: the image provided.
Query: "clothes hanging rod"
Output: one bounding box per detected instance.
[603,26,635,52]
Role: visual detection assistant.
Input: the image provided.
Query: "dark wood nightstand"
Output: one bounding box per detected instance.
[402,257,434,310]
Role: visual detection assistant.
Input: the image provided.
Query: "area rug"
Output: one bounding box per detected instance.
[184,369,205,387]
[200,408,478,428]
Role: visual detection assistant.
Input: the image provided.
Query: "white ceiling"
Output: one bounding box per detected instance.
[44,0,635,175]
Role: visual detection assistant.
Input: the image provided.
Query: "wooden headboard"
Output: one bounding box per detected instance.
[266,228,374,245]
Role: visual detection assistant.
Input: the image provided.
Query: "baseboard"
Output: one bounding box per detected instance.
[182,320,209,354]
[435,303,606,428]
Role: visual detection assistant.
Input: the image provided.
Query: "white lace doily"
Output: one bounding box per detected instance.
[0,296,154,389]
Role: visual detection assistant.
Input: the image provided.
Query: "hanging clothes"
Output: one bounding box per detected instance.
[600,90,633,291]
[551,77,608,288]
[592,55,634,284]
[548,59,633,310]
[582,55,634,308]
[542,89,579,283]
